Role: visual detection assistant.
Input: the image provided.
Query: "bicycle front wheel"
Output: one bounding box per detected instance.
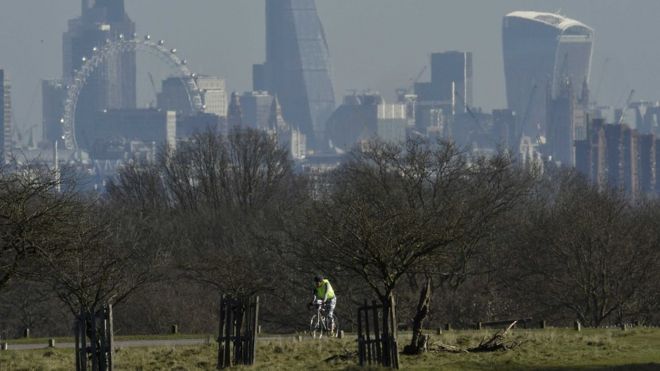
[309,314,322,339]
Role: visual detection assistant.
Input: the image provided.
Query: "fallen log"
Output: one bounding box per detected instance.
[468,320,519,352]
[432,320,522,354]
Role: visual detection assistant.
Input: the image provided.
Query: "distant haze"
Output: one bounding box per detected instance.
[1,0,660,139]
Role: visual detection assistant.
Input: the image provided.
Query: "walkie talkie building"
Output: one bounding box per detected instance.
[254,0,336,151]
[503,11,593,139]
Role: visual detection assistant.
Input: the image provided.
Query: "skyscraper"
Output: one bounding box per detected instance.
[503,11,593,140]
[158,76,227,118]
[0,70,12,164]
[63,0,136,149]
[254,0,336,151]
[429,51,473,113]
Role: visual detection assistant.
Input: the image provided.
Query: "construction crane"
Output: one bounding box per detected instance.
[617,89,635,125]
[406,65,427,94]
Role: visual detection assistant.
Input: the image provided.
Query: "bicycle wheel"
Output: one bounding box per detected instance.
[309,314,322,339]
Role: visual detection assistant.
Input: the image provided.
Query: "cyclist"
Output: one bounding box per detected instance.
[309,275,337,332]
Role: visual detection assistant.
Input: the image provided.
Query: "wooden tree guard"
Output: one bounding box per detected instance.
[75,304,114,371]
[357,295,399,369]
[217,295,259,369]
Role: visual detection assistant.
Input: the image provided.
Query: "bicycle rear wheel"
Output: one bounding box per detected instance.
[328,314,339,337]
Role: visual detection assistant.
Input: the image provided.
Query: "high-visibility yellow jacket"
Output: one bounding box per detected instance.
[315,279,335,300]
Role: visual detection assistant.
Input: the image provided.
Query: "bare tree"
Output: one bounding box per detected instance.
[0,167,77,292]
[301,138,531,352]
[504,171,660,327]
[107,128,304,312]
[34,202,168,316]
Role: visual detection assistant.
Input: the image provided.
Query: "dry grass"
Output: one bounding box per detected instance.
[1,328,659,370]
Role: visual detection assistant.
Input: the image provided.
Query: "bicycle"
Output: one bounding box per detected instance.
[309,299,339,339]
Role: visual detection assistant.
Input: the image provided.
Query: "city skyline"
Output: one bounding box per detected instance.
[2,0,660,142]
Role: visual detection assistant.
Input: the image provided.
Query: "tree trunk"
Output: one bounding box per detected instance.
[404,278,431,355]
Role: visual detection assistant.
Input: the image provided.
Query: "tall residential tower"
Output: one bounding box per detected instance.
[254,0,336,151]
[503,11,593,141]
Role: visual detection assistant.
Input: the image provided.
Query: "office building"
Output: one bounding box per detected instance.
[326,92,407,152]
[88,109,176,159]
[639,134,656,195]
[158,76,227,118]
[503,11,593,139]
[197,76,227,118]
[546,79,576,166]
[428,52,473,113]
[253,0,336,149]
[240,91,275,130]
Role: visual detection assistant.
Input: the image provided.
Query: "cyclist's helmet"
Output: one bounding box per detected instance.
[314,275,323,283]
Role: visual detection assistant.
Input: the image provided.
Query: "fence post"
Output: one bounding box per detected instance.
[357,306,365,366]
[251,297,259,365]
[372,300,382,364]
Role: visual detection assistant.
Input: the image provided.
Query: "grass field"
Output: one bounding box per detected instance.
[1,328,660,370]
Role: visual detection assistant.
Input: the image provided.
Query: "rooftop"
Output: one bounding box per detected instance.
[505,11,593,34]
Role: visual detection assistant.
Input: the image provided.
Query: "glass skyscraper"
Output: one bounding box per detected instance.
[254,0,336,151]
[503,11,593,140]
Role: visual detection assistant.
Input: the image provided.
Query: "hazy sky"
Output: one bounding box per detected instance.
[2,0,660,139]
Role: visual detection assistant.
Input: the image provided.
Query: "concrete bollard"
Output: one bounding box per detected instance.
[574,320,582,332]
[1,342,7,351]
[23,328,30,338]
[338,330,344,339]
[48,338,56,348]
[171,325,178,335]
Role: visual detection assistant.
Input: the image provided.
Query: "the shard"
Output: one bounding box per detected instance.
[254,0,336,150]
